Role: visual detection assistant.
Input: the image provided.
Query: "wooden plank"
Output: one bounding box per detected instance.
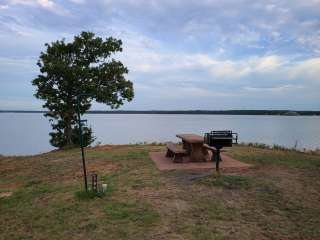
[166,142,186,163]
[166,142,186,154]
[176,134,204,144]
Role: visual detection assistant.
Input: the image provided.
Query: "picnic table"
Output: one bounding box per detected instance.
[176,134,208,162]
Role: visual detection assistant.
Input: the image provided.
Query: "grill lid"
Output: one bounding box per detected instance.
[204,130,238,148]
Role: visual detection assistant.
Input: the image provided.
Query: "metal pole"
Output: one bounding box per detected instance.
[77,97,88,191]
[91,173,97,192]
[216,148,220,173]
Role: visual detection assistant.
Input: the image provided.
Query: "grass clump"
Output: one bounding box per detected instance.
[198,174,253,190]
[74,190,106,200]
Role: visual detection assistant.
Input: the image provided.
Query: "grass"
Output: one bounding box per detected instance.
[104,201,159,223]
[74,190,106,200]
[228,144,320,169]
[0,144,320,239]
[197,174,253,190]
[242,142,320,155]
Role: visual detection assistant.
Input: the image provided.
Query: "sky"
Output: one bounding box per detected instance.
[0,0,319,110]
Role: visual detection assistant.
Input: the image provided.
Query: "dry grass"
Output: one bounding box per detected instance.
[0,144,320,240]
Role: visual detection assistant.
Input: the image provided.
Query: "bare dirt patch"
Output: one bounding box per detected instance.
[0,192,12,198]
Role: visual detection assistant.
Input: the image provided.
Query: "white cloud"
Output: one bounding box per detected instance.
[0,4,9,9]
[288,58,320,83]
[119,32,318,87]
[6,0,69,15]
[135,83,240,100]
[69,0,86,4]
[251,56,283,72]
[243,84,304,93]
[121,39,286,80]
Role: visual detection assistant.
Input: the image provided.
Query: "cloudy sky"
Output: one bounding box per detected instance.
[0,0,319,110]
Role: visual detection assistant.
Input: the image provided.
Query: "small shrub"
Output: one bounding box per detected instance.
[272,144,288,151]
[244,142,270,149]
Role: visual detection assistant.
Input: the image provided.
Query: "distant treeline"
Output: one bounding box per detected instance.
[1,110,319,116]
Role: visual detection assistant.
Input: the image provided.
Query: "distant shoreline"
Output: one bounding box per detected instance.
[0,110,319,116]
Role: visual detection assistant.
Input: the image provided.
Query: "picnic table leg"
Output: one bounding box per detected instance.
[182,140,191,154]
[211,151,216,161]
[190,143,206,162]
[202,147,209,161]
[166,148,174,157]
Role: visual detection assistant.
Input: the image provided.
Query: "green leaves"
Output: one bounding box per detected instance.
[32,31,134,148]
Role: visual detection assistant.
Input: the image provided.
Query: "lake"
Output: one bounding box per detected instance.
[0,113,319,156]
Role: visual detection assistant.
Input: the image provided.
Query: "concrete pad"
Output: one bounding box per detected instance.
[149,151,252,171]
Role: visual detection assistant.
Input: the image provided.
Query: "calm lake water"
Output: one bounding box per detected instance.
[0,113,319,156]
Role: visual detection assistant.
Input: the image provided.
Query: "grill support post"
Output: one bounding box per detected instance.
[216,148,221,173]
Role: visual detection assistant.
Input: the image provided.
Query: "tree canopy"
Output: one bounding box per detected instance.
[32,31,134,148]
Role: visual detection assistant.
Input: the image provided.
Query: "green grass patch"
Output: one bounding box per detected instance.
[227,145,320,169]
[197,201,235,221]
[104,201,159,225]
[197,174,253,190]
[255,182,282,203]
[111,150,149,163]
[0,184,55,210]
[86,148,149,163]
[74,189,106,200]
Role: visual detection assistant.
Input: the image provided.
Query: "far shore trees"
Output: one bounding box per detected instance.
[32,32,134,148]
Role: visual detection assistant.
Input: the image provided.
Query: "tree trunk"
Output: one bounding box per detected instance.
[65,124,73,146]
[64,112,73,147]
[64,93,74,147]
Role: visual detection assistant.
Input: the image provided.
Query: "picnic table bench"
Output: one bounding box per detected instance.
[166,142,187,163]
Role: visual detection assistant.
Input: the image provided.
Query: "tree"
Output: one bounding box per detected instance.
[32,32,134,148]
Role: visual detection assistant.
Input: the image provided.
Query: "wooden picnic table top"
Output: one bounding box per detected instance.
[176,134,204,144]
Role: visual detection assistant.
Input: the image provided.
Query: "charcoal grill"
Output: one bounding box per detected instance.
[204,130,238,172]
